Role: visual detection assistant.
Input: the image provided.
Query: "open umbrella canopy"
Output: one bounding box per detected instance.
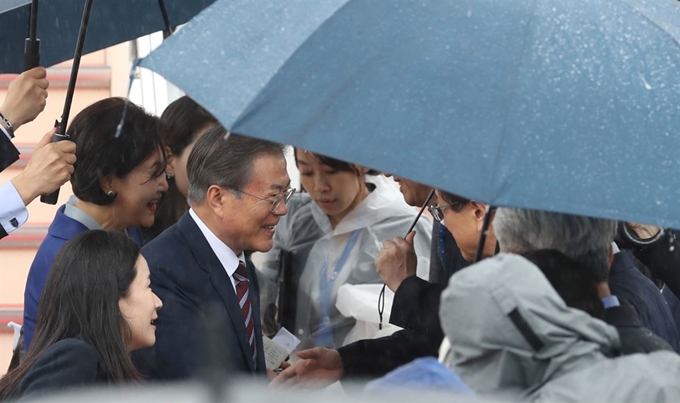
[141,0,680,228]
[0,0,215,73]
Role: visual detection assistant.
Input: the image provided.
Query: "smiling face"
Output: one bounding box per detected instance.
[110,147,169,230]
[220,153,291,254]
[119,255,163,351]
[295,150,369,228]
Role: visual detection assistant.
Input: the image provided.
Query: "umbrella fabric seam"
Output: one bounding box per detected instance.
[487,0,538,205]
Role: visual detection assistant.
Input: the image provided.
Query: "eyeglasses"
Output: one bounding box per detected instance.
[230,187,296,212]
[428,203,455,222]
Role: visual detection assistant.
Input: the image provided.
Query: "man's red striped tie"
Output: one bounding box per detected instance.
[234,261,256,364]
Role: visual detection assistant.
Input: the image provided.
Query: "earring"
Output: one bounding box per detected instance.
[166,171,174,180]
[107,190,116,198]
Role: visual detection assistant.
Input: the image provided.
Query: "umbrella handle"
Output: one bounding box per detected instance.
[24,0,40,71]
[40,0,94,205]
[23,39,40,70]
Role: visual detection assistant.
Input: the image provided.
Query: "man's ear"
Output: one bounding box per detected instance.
[470,201,487,230]
[205,185,228,219]
[608,244,614,268]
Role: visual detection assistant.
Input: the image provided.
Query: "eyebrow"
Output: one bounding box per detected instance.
[269,179,292,191]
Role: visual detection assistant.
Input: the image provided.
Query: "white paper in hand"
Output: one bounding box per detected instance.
[263,336,289,370]
[263,327,301,370]
[272,327,301,354]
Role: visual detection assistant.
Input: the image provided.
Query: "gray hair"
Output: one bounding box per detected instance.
[494,207,617,282]
[186,126,287,205]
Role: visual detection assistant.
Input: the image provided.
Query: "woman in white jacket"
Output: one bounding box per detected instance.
[257,150,431,350]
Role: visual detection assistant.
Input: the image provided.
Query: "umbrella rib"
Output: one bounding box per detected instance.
[487,3,537,204]
[616,0,680,48]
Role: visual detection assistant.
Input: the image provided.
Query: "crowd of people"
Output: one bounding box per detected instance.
[1,66,680,402]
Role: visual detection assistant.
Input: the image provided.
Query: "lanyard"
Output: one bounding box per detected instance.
[316,229,361,347]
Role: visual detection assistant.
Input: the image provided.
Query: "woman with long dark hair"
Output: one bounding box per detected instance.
[141,96,217,240]
[0,230,162,399]
[23,97,168,350]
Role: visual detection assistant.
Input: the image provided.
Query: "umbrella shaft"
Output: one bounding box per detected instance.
[28,0,38,41]
[59,0,94,136]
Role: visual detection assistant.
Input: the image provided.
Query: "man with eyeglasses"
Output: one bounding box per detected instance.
[134,126,294,381]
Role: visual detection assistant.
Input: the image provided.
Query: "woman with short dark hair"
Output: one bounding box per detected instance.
[0,230,162,399]
[258,150,432,349]
[23,97,168,350]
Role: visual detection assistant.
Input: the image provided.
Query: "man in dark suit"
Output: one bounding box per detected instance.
[133,127,293,380]
[1,68,75,240]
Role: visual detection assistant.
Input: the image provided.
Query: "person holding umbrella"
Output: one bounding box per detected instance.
[0,67,49,171]
[0,68,76,240]
[23,97,168,351]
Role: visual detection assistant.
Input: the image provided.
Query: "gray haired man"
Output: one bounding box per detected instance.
[494,207,680,351]
[134,127,294,380]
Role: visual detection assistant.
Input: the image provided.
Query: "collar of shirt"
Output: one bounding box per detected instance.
[189,208,245,291]
[63,196,103,230]
[601,295,621,309]
[611,241,620,255]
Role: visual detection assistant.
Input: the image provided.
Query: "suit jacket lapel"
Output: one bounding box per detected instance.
[177,213,256,371]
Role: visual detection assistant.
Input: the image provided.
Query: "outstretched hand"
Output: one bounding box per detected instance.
[269,348,344,389]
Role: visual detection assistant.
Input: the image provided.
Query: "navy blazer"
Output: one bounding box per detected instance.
[9,339,109,399]
[23,205,89,350]
[133,212,267,381]
[609,251,680,352]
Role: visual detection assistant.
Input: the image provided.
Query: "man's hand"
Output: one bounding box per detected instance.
[11,129,76,206]
[376,231,418,292]
[266,360,291,381]
[0,67,49,129]
[269,348,344,389]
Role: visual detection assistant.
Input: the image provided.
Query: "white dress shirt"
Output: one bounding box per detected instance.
[0,181,28,235]
[189,208,245,292]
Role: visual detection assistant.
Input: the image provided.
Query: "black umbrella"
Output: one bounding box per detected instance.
[31,0,189,204]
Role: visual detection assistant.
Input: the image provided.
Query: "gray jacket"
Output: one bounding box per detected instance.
[439,254,680,402]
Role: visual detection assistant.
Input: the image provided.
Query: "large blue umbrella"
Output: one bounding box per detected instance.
[0,0,215,73]
[141,0,680,228]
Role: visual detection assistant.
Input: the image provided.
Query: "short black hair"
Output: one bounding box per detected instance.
[523,249,604,319]
[187,126,287,204]
[294,149,380,176]
[438,190,470,212]
[69,97,166,205]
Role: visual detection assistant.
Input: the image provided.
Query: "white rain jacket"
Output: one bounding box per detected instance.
[258,176,431,349]
[439,254,680,402]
